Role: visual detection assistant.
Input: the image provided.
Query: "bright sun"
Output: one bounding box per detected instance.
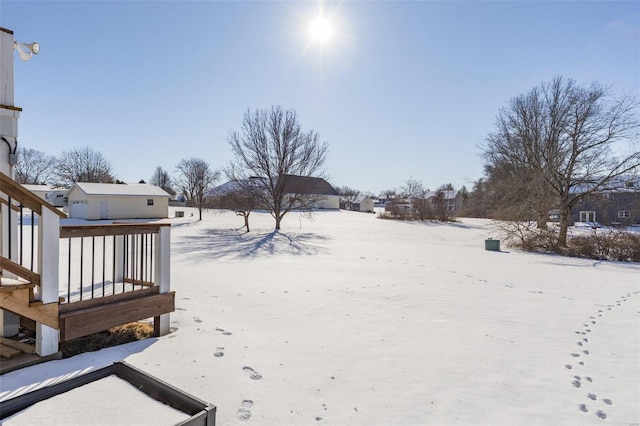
[309,17,334,43]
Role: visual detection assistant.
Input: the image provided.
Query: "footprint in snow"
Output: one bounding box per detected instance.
[214,347,224,357]
[243,366,263,380]
[588,393,597,401]
[603,398,612,405]
[237,400,253,422]
[596,410,607,420]
[579,404,589,413]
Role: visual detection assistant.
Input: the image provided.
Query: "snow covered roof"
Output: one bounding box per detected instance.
[21,184,54,193]
[68,182,170,197]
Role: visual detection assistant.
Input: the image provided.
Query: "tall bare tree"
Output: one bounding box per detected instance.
[226,106,329,230]
[15,147,56,184]
[175,157,219,220]
[55,146,114,186]
[483,77,639,246]
[150,166,175,195]
[400,177,431,220]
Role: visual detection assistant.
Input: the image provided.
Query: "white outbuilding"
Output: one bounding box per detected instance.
[65,182,170,220]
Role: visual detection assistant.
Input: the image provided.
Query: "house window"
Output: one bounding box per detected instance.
[618,211,630,219]
[147,199,154,206]
[579,211,596,222]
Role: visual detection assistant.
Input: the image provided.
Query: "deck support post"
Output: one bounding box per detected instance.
[35,208,59,356]
[153,226,170,336]
[114,235,124,284]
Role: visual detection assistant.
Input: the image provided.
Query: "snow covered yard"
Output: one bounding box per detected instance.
[2,208,639,425]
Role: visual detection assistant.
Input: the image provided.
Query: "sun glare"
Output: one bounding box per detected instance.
[309,17,334,43]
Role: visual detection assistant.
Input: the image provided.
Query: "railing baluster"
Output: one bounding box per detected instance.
[79,237,84,301]
[91,236,95,299]
[102,236,106,298]
[30,209,35,270]
[7,196,12,260]
[67,238,72,303]
[149,233,154,285]
[139,234,144,288]
[123,235,127,293]
[18,203,23,265]
[112,235,116,296]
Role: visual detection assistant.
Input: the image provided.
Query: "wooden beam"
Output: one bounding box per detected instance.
[0,257,40,286]
[0,172,66,218]
[60,223,170,239]
[59,291,175,341]
[0,289,59,329]
[58,286,159,314]
[0,345,21,359]
[0,336,35,354]
[0,197,21,212]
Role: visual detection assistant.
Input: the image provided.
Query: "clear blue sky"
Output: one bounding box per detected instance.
[1,1,638,194]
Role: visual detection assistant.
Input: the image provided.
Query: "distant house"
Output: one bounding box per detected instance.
[570,178,640,226]
[208,175,339,210]
[281,175,339,209]
[384,190,464,216]
[21,184,67,208]
[425,190,464,215]
[340,195,374,213]
[64,182,170,220]
[21,184,52,201]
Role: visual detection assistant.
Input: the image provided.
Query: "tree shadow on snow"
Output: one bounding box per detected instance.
[172,228,330,261]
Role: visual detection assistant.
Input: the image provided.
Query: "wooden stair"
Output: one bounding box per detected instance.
[0,265,59,330]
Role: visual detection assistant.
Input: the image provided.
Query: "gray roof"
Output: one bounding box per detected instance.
[209,175,338,197]
[281,175,338,196]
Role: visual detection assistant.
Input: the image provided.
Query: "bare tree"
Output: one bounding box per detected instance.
[483,77,639,247]
[400,177,431,220]
[226,106,329,230]
[55,146,115,186]
[336,185,361,210]
[175,157,219,220]
[208,180,260,232]
[150,166,175,195]
[15,147,56,184]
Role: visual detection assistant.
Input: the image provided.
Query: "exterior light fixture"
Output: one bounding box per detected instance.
[13,40,39,61]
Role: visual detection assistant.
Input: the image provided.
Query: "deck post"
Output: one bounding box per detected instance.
[153,225,170,336]
[35,207,59,356]
[114,234,124,284]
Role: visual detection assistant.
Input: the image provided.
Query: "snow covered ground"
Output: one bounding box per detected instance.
[2,208,639,425]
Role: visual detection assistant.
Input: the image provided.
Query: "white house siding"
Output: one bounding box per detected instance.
[358,197,374,212]
[310,195,339,209]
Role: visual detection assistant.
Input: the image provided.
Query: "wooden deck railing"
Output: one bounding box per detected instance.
[2,173,173,355]
[58,223,171,304]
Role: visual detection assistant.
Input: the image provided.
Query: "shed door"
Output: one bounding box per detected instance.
[99,201,110,220]
[70,201,88,219]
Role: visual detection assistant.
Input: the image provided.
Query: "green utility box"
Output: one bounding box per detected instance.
[485,238,500,251]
